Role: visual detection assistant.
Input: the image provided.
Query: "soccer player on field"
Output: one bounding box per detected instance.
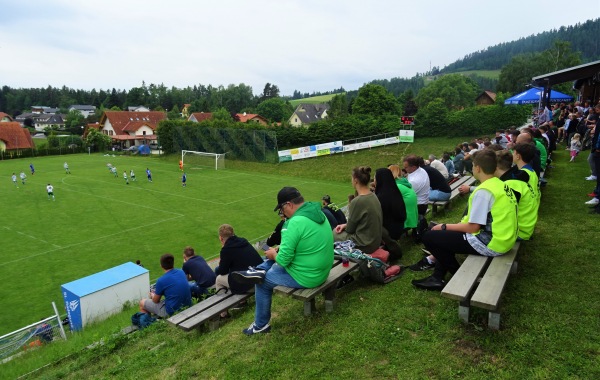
[130,169,136,181]
[182,172,187,187]
[30,163,35,175]
[12,173,18,187]
[179,160,184,171]
[20,171,27,185]
[46,184,55,200]
[64,162,71,174]
[146,168,152,182]
[123,171,129,185]
[111,166,118,177]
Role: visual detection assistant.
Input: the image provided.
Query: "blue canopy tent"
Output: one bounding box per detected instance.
[504,87,574,105]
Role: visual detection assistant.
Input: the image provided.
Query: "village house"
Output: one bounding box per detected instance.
[0,122,35,152]
[86,111,166,149]
[475,91,497,106]
[288,103,329,127]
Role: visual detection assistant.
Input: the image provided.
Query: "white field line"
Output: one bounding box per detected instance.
[222,181,312,205]
[3,227,62,248]
[1,215,184,267]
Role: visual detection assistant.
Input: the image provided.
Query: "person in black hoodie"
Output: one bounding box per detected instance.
[214,224,263,295]
[374,168,406,240]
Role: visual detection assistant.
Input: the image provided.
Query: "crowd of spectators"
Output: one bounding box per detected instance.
[137,99,599,335]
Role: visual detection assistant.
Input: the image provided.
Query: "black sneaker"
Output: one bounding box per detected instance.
[231,267,266,284]
[408,257,435,271]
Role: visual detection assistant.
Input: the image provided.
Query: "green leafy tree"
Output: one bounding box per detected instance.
[497,40,582,94]
[327,93,349,119]
[260,83,280,100]
[65,109,85,133]
[84,128,112,151]
[351,84,401,116]
[256,97,293,122]
[415,74,480,110]
[414,98,449,137]
[168,104,181,120]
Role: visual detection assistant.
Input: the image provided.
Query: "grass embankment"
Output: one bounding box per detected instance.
[4,139,600,379]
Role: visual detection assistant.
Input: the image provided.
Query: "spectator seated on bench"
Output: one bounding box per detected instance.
[412,150,519,291]
[232,186,334,335]
[140,253,192,319]
[213,224,264,318]
[334,166,383,255]
[388,164,418,232]
[182,246,216,300]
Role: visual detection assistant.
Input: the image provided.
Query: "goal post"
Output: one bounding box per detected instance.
[181,150,225,170]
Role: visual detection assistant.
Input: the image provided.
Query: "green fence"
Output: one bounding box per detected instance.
[169,127,279,163]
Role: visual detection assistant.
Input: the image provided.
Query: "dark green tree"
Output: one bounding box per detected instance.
[84,128,112,151]
[256,97,293,122]
[351,84,401,116]
[327,93,349,119]
[415,74,480,110]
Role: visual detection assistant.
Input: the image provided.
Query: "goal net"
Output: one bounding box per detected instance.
[181,150,225,170]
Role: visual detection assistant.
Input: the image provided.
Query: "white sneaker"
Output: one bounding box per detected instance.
[585,198,599,205]
[585,175,597,181]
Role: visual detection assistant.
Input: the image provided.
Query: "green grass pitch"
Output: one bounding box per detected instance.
[0,153,350,334]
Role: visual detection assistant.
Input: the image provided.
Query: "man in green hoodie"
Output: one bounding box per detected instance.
[232,187,334,335]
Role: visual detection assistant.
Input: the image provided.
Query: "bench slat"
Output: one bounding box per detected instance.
[430,176,476,213]
[441,255,490,301]
[167,293,234,326]
[470,243,520,310]
[288,261,358,301]
[178,293,254,331]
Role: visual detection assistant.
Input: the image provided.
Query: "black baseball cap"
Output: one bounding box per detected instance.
[274,187,301,211]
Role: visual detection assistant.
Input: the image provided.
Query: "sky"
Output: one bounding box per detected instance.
[0,0,597,96]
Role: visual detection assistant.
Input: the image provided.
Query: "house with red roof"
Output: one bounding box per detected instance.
[0,112,14,122]
[88,111,166,148]
[0,122,34,152]
[188,112,213,122]
[234,113,268,125]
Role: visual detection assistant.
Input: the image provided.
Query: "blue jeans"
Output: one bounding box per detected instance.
[429,190,451,202]
[254,259,304,328]
[189,281,209,298]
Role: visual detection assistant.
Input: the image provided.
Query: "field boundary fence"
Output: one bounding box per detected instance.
[0,302,67,363]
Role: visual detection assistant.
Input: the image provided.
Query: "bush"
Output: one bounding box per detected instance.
[415,103,530,138]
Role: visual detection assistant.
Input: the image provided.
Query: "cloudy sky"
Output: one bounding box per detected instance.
[0,0,595,96]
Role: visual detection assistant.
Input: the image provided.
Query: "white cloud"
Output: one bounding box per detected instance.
[0,0,593,95]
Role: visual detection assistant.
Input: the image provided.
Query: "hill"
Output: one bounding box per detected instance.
[288,94,339,107]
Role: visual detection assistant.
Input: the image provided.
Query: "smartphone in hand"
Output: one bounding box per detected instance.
[261,243,271,251]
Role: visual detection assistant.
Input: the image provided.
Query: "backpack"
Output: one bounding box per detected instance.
[131,312,156,329]
[334,242,403,284]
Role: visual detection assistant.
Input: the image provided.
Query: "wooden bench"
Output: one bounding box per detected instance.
[167,291,254,332]
[429,175,477,214]
[441,242,520,329]
[274,259,358,316]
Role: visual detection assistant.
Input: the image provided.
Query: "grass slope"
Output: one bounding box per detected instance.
[3,141,600,379]
[289,94,339,108]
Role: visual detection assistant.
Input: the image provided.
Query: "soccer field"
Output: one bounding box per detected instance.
[0,153,351,335]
